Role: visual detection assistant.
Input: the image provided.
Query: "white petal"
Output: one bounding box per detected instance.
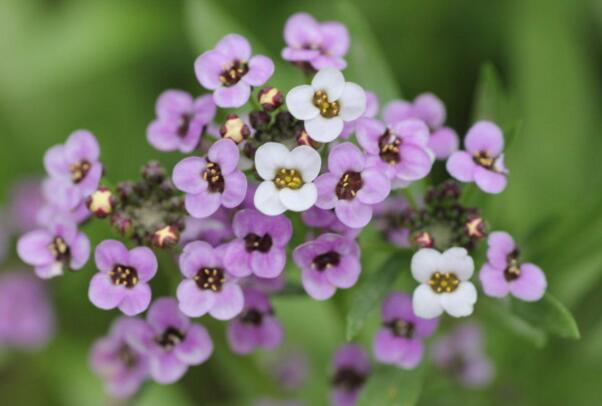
[254,181,286,215]
[254,142,291,180]
[440,282,477,317]
[305,115,344,143]
[311,67,345,100]
[339,82,366,121]
[286,85,319,120]
[279,183,317,212]
[290,145,322,182]
[440,247,474,281]
[412,284,444,319]
[411,248,441,283]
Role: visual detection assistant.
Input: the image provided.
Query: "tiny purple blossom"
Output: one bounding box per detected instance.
[226,288,283,354]
[172,139,247,218]
[180,208,234,247]
[9,179,45,233]
[195,34,274,108]
[224,209,292,279]
[176,241,244,320]
[43,130,103,210]
[127,298,213,384]
[282,12,349,71]
[147,90,216,153]
[340,91,379,138]
[479,231,547,301]
[301,206,361,240]
[372,196,412,248]
[330,344,370,406]
[17,220,90,279]
[88,240,158,316]
[315,142,391,229]
[446,121,508,193]
[90,317,149,398]
[293,233,361,300]
[372,292,438,369]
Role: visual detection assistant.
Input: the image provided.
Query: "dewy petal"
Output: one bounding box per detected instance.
[119,284,152,316]
[338,82,366,121]
[128,247,158,282]
[413,93,446,129]
[177,279,215,318]
[440,282,477,317]
[290,145,322,182]
[357,168,391,204]
[510,263,547,301]
[254,181,287,216]
[214,33,252,61]
[213,81,251,108]
[301,269,336,300]
[479,263,510,298]
[95,239,129,272]
[172,157,206,194]
[412,284,444,319]
[174,324,213,365]
[446,151,476,182]
[428,127,459,159]
[411,248,441,283]
[328,142,365,175]
[283,12,321,48]
[474,166,507,194]
[286,85,319,120]
[279,183,317,212]
[243,55,274,86]
[439,247,474,281]
[465,121,504,156]
[88,273,125,310]
[305,115,344,143]
[319,22,350,57]
[209,283,244,320]
[314,173,339,209]
[208,139,239,174]
[194,50,230,90]
[185,189,221,219]
[335,199,372,229]
[254,142,291,181]
[221,171,247,208]
[311,68,345,100]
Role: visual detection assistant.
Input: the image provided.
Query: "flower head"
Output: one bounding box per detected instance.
[89,240,158,316]
[195,34,274,108]
[286,68,366,143]
[330,344,370,406]
[411,247,477,318]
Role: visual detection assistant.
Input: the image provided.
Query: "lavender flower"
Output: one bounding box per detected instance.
[9,179,45,233]
[147,90,216,153]
[226,288,283,354]
[224,209,292,278]
[180,209,234,247]
[195,34,274,108]
[17,220,90,279]
[372,196,412,247]
[301,207,361,239]
[340,91,379,139]
[293,233,361,300]
[315,142,391,229]
[88,240,158,316]
[176,241,244,320]
[330,344,370,406]
[479,231,547,301]
[173,139,247,218]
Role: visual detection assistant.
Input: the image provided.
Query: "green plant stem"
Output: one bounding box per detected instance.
[402,188,418,210]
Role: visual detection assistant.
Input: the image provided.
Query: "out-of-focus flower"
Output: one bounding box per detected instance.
[38,179,92,226]
[315,142,390,228]
[330,344,370,406]
[195,34,274,108]
[411,247,477,318]
[372,292,438,369]
[301,207,361,239]
[254,142,321,215]
[9,179,45,233]
[147,90,216,153]
[89,240,157,316]
[287,68,366,143]
[241,274,286,294]
[480,231,546,301]
[263,348,310,390]
[293,233,360,300]
[180,210,234,247]
[446,121,508,193]
[173,139,247,218]
[224,209,292,278]
[340,91,379,139]
[372,196,412,247]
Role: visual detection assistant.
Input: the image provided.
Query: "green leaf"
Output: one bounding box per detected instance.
[346,251,410,340]
[357,365,424,406]
[511,293,580,340]
[482,298,548,348]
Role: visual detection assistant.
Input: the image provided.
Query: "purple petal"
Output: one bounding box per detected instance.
[355,118,386,155]
[268,214,293,246]
[174,324,213,365]
[372,329,405,364]
[149,353,187,384]
[319,22,349,57]
[77,162,103,197]
[446,151,476,182]
[88,273,125,310]
[224,239,252,277]
[487,231,515,269]
[510,263,546,301]
[333,344,370,373]
[128,247,158,282]
[251,249,286,279]
[465,121,504,156]
[391,119,429,147]
[213,82,251,108]
[413,93,446,129]
[396,143,432,181]
[331,388,360,406]
[215,34,251,61]
[381,292,414,322]
[479,263,510,298]
[43,179,81,210]
[221,170,247,208]
[194,50,230,90]
[315,173,339,210]
[155,89,193,119]
[43,145,68,178]
[209,283,244,320]
[208,139,240,174]
[243,55,274,86]
[119,284,152,316]
[257,317,284,349]
[357,168,390,204]
[147,298,190,333]
[95,240,129,272]
[396,339,424,369]
[328,142,365,175]
[69,232,90,270]
[335,199,372,229]
[301,269,336,300]
[325,255,360,289]
[310,55,347,70]
[227,321,257,354]
[284,13,321,48]
[428,127,459,159]
[147,120,180,152]
[177,280,215,318]
[474,166,507,194]
[185,189,221,218]
[172,157,206,194]
[17,230,54,266]
[65,130,100,162]
[281,47,320,61]
[383,100,413,125]
[179,241,219,277]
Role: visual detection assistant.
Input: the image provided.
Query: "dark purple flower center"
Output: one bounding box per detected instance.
[384,319,415,338]
[109,264,139,288]
[244,233,273,253]
[48,236,70,262]
[504,249,521,282]
[313,90,340,118]
[312,251,341,271]
[335,171,363,200]
[70,160,92,184]
[473,151,495,169]
[155,327,185,351]
[177,112,194,137]
[332,367,366,391]
[194,267,225,292]
[240,308,271,325]
[202,161,225,193]
[118,343,139,369]
[219,60,249,87]
[378,130,401,165]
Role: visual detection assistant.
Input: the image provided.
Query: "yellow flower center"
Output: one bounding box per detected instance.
[313,90,340,118]
[274,168,303,190]
[428,271,460,293]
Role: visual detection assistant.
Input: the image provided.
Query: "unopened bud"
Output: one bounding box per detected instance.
[220,114,250,144]
[142,161,166,184]
[116,181,136,201]
[296,129,320,148]
[152,225,179,248]
[258,86,283,112]
[249,110,271,130]
[465,216,486,239]
[86,188,114,218]
[111,213,132,235]
[414,231,434,248]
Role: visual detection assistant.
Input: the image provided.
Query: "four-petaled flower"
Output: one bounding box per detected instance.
[330,344,370,406]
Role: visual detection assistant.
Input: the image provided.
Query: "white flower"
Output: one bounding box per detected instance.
[286,68,366,143]
[411,247,477,319]
[253,142,321,215]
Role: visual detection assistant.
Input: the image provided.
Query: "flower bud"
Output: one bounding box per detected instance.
[249,110,271,130]
[142,161,166,184]
[465,216,486,239]
[257,86,283,112]
[152,225,179,248]
[296,129,320,148]
[111,213,132,235]
[220,114,250,144]
[86,188,115,218]
[414,231,434,248]
[116,181,136,201]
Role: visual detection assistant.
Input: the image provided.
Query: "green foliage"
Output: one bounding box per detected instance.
[512,293,580,340]
[357,365,424,406]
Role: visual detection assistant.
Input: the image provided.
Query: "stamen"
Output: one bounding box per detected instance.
[244,233,273,253]
[219,60,249,87]
[428,271,460,293]
[335,171,363,200]
[48,237,70,261]
[155,327,185,351]
[194,267,226,292]
[311,251,341,271]
[274,168,303,190]
[109,265,139,288]
[378,130,401,165]
[312,90,340,118]
[70,160,92,184]
[202,161,225,193]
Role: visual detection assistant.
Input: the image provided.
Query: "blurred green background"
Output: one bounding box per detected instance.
[1,0,601,404]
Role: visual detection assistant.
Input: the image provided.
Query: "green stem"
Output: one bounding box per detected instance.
[402,188,418,210]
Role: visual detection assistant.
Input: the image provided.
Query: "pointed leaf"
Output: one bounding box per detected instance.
[511,293,580,340]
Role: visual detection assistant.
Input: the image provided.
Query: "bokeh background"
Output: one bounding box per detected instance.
[1,0,601,404]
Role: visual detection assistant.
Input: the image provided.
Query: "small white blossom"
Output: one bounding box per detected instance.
[253,142,321,215]
[286,68,366,143]
[411,247,477,319]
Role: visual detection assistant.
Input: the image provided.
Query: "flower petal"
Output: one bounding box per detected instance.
[412,284,444,319]
[301,269,336,300]
[251,250,286,279]
[176,280,215,318]
[479,263,510,298]
[147,298,190,333]
[439,282,477,317]
[243,55,274,86]
[413,93,446,129]
[474,166,507,194]
[95,240,129,272]
[487,231,515,269]
[355,118,386,155]
[214,34,251,61]
[254,181,287,216]
[465,121,504,156]
[88,273,125,310]
[325,255,360,288]
[128,247,158,282]
[119,283,152,316]
[223,239,252,278]
[327,142,365,175]
[319,22,349,57]
[334,199,372,229]
[286,85,319,120]
[194,50,230,90]
[149,353,187,384]
[185,189,221,219]
[357,168,390,204]
[279,183,318,212]
[339,82,366,121]
[446,151,476,182]
[290,145,322,182]
[172,157,206,194]
[254,142,290,181]
[174,324,213,365]
[17,230,54,266]
[208,139,239,174]
[439,247,474,281]
[411,248,441,283]
[209,283,244,320]
[314,173,339,209]
[311,67,345,100]
[213,81,251,108]
[428,127,459,159]
[372,329,404,364]
[383,100,413,125]
[305,115,344,143]
[283,13,321,48]
[221,171,247,208]
[510,263,546,301]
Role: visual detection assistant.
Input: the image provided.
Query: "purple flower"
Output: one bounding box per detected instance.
[301,206,361,239]
[226,288,283,354]
[432,323,495,388]
[9,179,45,233]
[195,34,274,108]
[180,209,234,247]
[147,90,216,153]
[372,292,438,369]
[241,274,286,294]
[173,139,247,218]
[17,220,90,279]
[356,118,433,186]
[88,240,158,316]
[176,241,244,320]
[282,12,349,71]
[479,231,547,301]
[90,317,149,398]
[372,196,412,247]
[293,233,361,300]
[43,130,103,210]
[224,209,292,279]
[340,91,379,139]
[315,142,391,229]
[446,121,508,193]
[330,344,370,406]
[0,271,55,350]
[128,298,213,384]
[263,348,310,390]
